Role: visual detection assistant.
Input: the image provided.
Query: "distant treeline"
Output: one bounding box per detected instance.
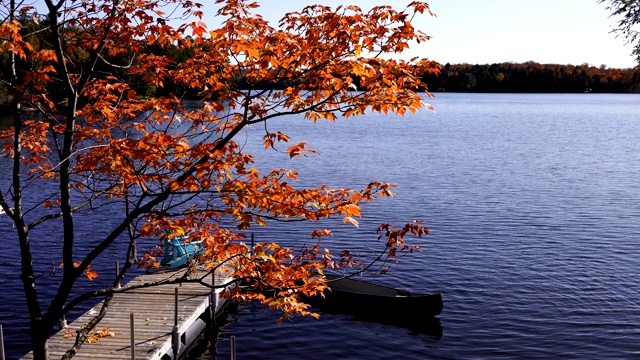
[422,62,640,93]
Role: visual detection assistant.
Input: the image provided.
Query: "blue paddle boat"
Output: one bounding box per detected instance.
[160,236,204,269]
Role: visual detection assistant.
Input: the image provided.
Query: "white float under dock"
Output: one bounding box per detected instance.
[21,268,232,359]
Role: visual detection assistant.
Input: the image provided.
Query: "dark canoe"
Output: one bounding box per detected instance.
[304,274,443,319]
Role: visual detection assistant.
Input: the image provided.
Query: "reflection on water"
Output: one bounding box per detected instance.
[343,313,443,340]
[183,303,240,360]
[184,301,443,360]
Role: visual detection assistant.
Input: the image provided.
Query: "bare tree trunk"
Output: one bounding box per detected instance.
[8,0,49,358]
[30,321,50,360]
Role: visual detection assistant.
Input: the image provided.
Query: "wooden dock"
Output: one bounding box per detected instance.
[21,268,232,360]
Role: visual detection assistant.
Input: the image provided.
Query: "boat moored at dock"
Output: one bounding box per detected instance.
[304,274,443,320]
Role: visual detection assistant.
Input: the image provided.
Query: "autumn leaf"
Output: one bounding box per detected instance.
[343,216,359,227]
[84,265,99,281]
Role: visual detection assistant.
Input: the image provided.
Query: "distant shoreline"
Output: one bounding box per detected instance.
[423,61,640,93]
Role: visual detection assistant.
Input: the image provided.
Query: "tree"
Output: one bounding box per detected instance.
[600,0,640,65]
[0,0,437,358]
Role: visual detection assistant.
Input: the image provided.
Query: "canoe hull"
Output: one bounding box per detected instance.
[304,275,443,319]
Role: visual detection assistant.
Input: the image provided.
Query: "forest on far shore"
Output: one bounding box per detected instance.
[422,62,640,93]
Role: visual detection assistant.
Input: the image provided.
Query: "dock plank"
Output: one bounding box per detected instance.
[20,268,232,360]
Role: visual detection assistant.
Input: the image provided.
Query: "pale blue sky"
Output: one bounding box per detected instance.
[204,0,636,68]
[27,0,636,68]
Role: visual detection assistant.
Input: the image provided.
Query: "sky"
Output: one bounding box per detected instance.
[205,0,637,69]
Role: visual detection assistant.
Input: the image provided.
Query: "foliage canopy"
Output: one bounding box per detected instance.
[0,0,436,358]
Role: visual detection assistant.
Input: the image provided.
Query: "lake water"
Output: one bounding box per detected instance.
[2,93,640,359]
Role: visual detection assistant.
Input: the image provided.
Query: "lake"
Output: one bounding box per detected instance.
[2,93,640,359]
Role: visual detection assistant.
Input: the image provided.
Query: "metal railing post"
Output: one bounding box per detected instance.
[211,271,218,324]
[172,288,179,359]
[115,261,121,289]
[0,324,5,360]
[130,313,135,360]
[174,287,179,326]
[230,335,236,360]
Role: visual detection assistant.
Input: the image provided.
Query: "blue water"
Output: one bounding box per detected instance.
[3,93,640,359]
